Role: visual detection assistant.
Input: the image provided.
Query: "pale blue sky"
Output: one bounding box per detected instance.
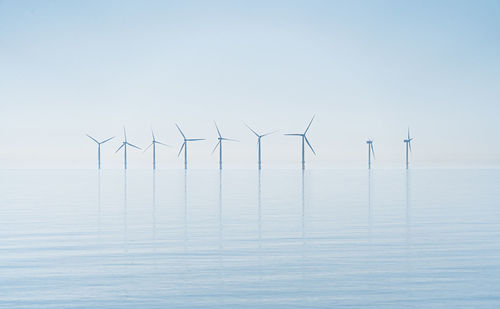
[1,0,499,169]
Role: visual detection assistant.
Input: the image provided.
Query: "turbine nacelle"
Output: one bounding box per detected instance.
[87,134,115,169]
[115,128,141,153]
[212,121,238,156]
[284,116,316,169]
[114,127,141,170]
[405,128,413,145]
[404,127,414,169]
[87,134,115,145]
[144,128,170,152]
[367,139,375,159]
[175,124,205,171]
[245,123,277,169]
[366,138,375,169]
[245,123,278,139]
[176,124,205,144]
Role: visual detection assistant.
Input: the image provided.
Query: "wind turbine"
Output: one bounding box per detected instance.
[115,127,141,170]
[366,139,375,169]
[144,128,170,170]
[285,116,316,170]
[86,134,114,169]
[245,123,277,169]
[212,122,238,170]
[404,127,414,169]
[176,124,205,170]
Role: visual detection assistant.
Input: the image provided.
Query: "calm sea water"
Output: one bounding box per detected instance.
[1,169,499,308]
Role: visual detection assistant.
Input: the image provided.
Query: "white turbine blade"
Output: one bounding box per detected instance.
[407,127,410,140]
[261,130,278,137]
[177,142,185,157]
[127,142,141,150]
[371,143,375,159]
[409,141,412,152]
[175,124,186,139]
[101,136,115,144]
[244,123,260,137]
[214,121,222,138]
[151,128,155,141]
[123,127,127,142]
[211,141,221,154]
[304,136,316,155]
[284,133,303,136]
[87,134,99,144]
[304,115,315,134]
[221,138,239,142]
[156,141,171,147]
[115,143,124,153]
[186,138,205,141]
[143,142,153,152]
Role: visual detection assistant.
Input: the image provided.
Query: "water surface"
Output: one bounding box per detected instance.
[1,169,499,308]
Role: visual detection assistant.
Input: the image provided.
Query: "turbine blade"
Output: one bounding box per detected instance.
[409,141,412,152]
[143,142,153,152]
[211,141,221,154]
[151,128,155,141]
[101,136,115,144]
[261,130,278,137]
[305,136,316,155]
[86,134,99,144]
[407,127,410,140]
[156,141,171,147]
[214,121,221,138]
[284,133,303,136]
[186,138,205,141]
[127,142,141,150]
[244,123,260,137]
[123,127,127,142]
[221,138,239,142]
[177,142,185,157]
[175,124,185,139]
[115,143,124,153]
[304,115,315,134]
[371,143,375,159]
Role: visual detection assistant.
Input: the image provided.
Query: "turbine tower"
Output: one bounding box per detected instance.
[285,116,316,170]
[366,139,375,169]
[176,124,205,170]
[245,123,277,169]
[86,134,114,169]
[144,128,170,170]
[404,127,414,169]
[212,121,238,170]
[115,127,141,170]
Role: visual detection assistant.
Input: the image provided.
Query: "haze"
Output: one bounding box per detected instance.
[1,0,499,169]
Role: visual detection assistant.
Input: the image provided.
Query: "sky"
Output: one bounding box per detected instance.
[1,0,499,169]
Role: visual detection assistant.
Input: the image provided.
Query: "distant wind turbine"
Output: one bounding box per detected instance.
[285,116,316,170]
[404,127,414,169]
[176,124,205,170]
[212,122,238,170]
[144,128,170,170]
[115,127,141,170]
[245,123,277,169]
[366,139,375,169]
[86,134,114,169]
